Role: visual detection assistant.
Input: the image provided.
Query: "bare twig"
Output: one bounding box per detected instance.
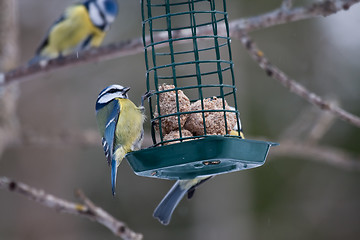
[236,32,360,128]
[279,107,320,141]
[1,0,358,86]
[21,129,101,147]
[279,104,338,144]
[0,177,143,240]
[0,37,144,85]
[230,0,359,32]
[307,107,337,144]
[18,129,360,172]
[271,142,360,171]
[20,128,153,148]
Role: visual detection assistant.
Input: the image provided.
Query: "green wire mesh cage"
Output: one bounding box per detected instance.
[126,0,278,180]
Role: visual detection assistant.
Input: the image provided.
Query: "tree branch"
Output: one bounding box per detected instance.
[0,177,143,240]
[1,0,358,86]
[271,141,360,171]
[21,128,101,147]
[230,0,359,32]
[18,129,360,172]
[236,32,360,128]
[279,104,337,143]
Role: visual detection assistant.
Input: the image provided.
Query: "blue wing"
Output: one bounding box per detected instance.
[102,100,120,166]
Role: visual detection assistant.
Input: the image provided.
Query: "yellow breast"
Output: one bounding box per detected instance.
[115,99,145,152]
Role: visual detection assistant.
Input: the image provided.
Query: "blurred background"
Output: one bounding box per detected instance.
[0,0,360,239]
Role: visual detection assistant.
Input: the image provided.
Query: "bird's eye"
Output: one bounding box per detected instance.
[104,0,118,16]
[107,88,120,94]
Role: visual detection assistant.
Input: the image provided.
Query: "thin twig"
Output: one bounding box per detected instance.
[230,0,359,32]
[306,106,337,144]
[21,129,101,147]
[271,142,360,171]
[1,0,358,86]
[0,177,143,240]
[18,129,360,172]
[236,32,360,128]
[279,104,337,143]
[20,128,153,148]
[1,38,144,85]
[279,107,319,141]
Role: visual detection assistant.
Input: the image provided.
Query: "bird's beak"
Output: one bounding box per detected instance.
[123,87,131,93]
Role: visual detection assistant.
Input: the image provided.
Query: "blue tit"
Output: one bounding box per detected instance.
[95,85,151,196]
[229,106,245,138]
[29,0,118,64]
[154,111,245,225]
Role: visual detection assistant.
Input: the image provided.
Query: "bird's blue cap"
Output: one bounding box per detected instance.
[104,0,118,16]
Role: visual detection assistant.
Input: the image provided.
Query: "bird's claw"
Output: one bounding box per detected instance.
[141,90,155,106]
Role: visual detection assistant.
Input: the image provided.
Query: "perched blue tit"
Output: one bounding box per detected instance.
[154,112,245,225]
[29,0,118,64]
[95,85,151,196]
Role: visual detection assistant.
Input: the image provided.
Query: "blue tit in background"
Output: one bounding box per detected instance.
[29,0,118,64]
[154,113,245,225]
[229,106,245,138]
[95,85,151,196]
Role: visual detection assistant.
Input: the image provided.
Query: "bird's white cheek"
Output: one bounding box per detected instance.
[89,3,105,26]
[97,93,120,104]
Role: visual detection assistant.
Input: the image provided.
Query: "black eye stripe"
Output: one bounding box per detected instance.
[107,88,121,94]
[99,88,121,97]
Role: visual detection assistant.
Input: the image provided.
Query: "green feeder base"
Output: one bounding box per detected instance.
[126,136,278,180]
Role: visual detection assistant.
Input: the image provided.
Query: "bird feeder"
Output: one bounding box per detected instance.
[126,0,277,180]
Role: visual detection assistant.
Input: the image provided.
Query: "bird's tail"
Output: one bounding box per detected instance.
[153,180,188,225]
[111,159,118,196]
[111,148,126,196]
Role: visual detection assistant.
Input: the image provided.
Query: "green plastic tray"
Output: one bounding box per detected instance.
[126,136,277,180]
